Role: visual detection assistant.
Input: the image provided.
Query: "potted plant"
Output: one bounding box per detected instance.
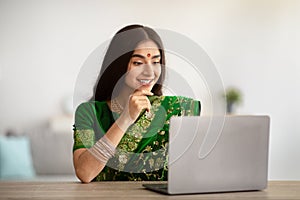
[224,87,242,114]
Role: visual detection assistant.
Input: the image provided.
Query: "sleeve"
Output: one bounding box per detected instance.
[73,102,96,152]
[168,96,201,116]
[177,96,201,116]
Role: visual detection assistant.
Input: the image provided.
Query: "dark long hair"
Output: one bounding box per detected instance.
[91,24,166,102]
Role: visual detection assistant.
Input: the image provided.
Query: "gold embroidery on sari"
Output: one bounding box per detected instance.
[73,129,95,149]
[112,96,165,171]
[93,96,200,181]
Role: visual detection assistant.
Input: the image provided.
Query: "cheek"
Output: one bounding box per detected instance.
[124,71,134,83]
[155,66,162,77]
[124,68,139,83]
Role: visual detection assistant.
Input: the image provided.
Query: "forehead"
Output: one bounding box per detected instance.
[133,40,160,55]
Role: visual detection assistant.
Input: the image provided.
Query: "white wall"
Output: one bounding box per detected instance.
[0,0,299,180]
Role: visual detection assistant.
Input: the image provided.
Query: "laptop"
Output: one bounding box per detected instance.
[143,115,270,195]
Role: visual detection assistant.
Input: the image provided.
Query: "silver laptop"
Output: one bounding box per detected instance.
[143,115,270,195]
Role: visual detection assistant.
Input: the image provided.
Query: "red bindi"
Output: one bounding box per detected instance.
[147,53,151,57]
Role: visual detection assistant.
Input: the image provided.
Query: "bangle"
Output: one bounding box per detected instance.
[89,135,116,165]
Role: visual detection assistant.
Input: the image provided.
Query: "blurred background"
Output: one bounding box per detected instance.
[0,0,299,180]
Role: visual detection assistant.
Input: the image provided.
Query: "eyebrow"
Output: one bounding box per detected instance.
[131,54,161,59]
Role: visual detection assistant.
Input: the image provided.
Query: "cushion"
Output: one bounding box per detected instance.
[0,135,35,179]
[27,129,75,175]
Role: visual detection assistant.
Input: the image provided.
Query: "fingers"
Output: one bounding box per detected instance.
[130,90,153,111]
[130,95,151,112]
[132,89,153,97]
[119,89,153,125]
[124,90,152,121]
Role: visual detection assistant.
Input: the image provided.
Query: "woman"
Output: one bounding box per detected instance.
[73,24,201,183]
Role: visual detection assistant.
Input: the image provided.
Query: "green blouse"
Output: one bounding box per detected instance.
[73,96,201,181]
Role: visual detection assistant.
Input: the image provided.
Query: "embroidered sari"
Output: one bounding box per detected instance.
[73,96,201,181]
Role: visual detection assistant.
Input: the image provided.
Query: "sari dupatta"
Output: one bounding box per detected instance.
[95,96,200,181]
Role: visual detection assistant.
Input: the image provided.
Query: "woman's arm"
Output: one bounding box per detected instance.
[73,90,153,183]
[73,115,132,183]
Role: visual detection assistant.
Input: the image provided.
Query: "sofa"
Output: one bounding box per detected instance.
[0,120,78,182]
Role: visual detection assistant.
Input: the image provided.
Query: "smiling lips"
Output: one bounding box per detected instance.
[138,79,154,85]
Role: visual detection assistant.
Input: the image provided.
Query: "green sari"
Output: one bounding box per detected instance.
[73,96,201,181]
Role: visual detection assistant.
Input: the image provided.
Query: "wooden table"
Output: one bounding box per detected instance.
[0,181,299,199]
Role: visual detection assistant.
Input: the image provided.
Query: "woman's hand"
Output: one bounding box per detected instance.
[123,90,153,123]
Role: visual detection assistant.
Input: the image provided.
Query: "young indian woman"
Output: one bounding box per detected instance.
[73,24,201,183]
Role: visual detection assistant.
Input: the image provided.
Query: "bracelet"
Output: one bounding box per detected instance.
[89,135,116,165]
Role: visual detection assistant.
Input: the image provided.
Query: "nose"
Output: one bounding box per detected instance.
[142,63,154,76]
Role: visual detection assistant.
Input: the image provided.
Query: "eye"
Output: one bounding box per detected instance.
[133,61,143,66]
[153,61,160,65]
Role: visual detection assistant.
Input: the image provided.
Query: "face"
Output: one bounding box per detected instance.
[124,40,161,92]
